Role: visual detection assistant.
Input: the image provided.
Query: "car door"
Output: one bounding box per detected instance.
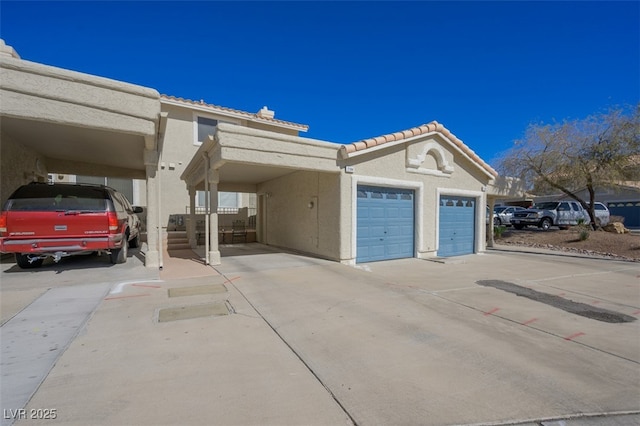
[556,202,572,225]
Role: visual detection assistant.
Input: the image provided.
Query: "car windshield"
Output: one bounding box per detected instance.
[494,206,508,213]
[533,202,559,210]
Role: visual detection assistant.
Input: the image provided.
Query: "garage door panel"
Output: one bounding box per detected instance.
[438,195,475,257]
[357,185,414,263]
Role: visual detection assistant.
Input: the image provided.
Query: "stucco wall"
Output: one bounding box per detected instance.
[0,133,48,205]
[155,104,202,227]
[338,134,492,262]
[258,171,341,260]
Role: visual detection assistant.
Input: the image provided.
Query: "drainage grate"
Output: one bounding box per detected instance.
[157,301,231,323]
[476,280,636,323]
[168,284,227,298]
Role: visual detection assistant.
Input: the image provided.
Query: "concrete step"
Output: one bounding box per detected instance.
[166,231,190,250]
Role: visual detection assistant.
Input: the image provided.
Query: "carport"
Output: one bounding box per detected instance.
[0,40,166,268]
[180,123,341,265]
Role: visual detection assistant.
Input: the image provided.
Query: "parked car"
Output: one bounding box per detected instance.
[593,202,611,227]
[0,182,143,268]
[511,201,590,230]
[493,206,525,226]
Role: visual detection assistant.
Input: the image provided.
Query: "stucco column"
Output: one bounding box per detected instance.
[487,197,496,248]
[144,149,160,268]
[208,167,221,265]
[188,185,197,248]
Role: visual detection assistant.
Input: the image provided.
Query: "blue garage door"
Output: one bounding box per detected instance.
[608,201,640,229]
[438,196,476,257]
[357,186,414,263]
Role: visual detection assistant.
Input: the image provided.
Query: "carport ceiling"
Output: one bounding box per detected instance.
[2,116,146,173]
[218,162,299,185]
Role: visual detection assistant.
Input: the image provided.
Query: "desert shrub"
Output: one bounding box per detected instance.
[578,228,590,241]
[493,225,507,239]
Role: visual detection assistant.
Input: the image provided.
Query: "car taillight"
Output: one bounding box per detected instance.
[0,211,6,235]
[107,212,119,233]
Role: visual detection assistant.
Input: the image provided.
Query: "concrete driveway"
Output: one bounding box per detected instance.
[2,245,639,425]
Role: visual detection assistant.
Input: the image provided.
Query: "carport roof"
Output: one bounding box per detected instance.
[181,123,340,192]
[0,40,161,179]
[340,120,499,178]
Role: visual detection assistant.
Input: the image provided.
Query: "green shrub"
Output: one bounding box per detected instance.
[579,228,590,241]
[493,225,507,239]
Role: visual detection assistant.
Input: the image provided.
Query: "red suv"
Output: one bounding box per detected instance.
[0,182,143,268]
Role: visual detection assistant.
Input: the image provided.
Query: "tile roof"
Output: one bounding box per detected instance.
[340,121,498,178]
[160,95,309,132]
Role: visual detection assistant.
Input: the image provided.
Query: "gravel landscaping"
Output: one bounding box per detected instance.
[495,226,640,261]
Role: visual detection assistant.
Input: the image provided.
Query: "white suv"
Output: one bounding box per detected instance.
[593,202,610,226]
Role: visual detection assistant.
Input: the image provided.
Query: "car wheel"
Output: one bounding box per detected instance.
[493,217,501,226]
[513,224,524,230]
[110,238,128,264]
[128,233,140,248]
[539,218,552,231]
[15,253,43,269]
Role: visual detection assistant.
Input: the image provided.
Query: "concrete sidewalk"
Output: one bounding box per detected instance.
[6,244,640,425]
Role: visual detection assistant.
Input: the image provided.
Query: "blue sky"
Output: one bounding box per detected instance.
[1,1,638,166]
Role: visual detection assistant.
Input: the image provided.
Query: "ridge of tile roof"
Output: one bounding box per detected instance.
[160,95,309,131]
[340,121,498,178]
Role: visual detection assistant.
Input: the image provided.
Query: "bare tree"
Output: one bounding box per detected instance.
[498,104,640,229]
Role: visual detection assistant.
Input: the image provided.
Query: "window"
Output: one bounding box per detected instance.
[196,191,240,209]
[196,116,218,145]
[594,203,607,211]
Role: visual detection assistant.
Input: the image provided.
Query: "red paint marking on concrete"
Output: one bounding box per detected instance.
[564,332,585,341]
[558,293,566,297]
[484,308,500,316]
[522,318,538,326]
[105,294,151,301]
[591,300,601,305]
[386,282,420,290]
[131,284,162,289]
[632,310,640,316]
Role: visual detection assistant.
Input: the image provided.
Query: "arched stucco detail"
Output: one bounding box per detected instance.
[406,142,454,177]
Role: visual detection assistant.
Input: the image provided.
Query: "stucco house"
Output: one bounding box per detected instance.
[0,39,522,268]
[180,121,520,265]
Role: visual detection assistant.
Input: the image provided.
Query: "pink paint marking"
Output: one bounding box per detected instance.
[522,318,539,326]
[591,300,601,305]
[484,307,500,316]
[632,310,640,316]
[225,276,241,284]
[564,332,585,341]
[131,284,162,289]
[558,293,566,297]
[105,294,151,301]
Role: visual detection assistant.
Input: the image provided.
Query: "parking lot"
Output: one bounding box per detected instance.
[1,245,639,425]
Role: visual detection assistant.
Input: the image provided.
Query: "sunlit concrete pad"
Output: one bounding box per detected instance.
[167,284,227,298]
[157,301,231,323]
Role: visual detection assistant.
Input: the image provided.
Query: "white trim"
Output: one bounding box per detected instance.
[435,188,486,256]
[406,142,454,177]
[350,175,424,263]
